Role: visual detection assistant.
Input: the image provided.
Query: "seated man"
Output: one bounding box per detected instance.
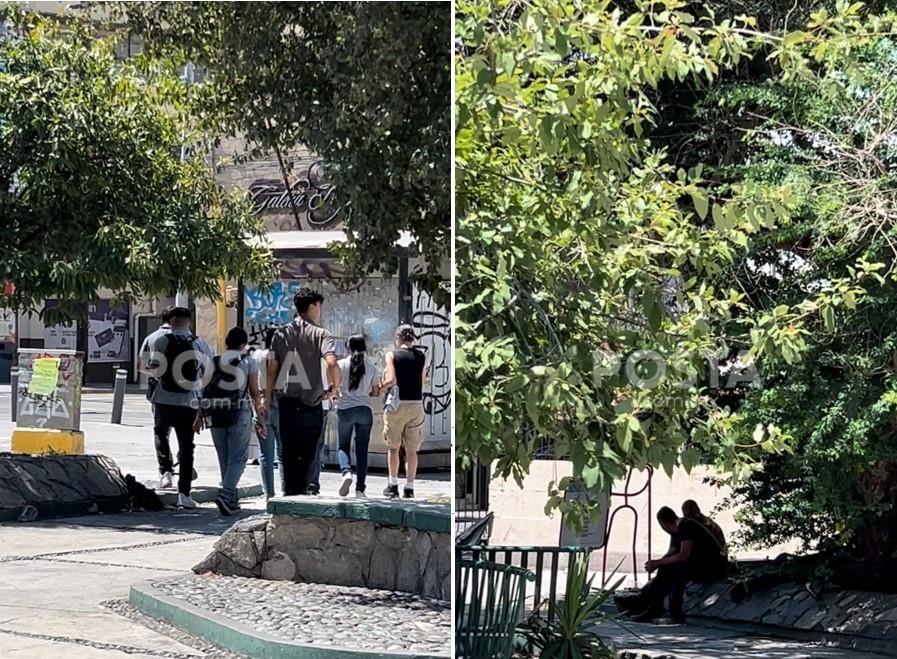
[634,506,728,623]
[682,499,727,554]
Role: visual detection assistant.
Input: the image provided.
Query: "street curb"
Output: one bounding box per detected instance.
[157,483,263,506]
[129,578,449,659]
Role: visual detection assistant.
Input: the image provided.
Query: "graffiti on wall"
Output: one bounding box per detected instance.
[243,278,395,356]
[412,287,451,440]
[243,272,451,443]
[16,350,82,430]
[248,160,340,229]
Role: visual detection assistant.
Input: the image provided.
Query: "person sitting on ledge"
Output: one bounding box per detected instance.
[681,499,728,555]
[633,506,728,623]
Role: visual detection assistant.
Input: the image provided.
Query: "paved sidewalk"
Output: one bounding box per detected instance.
[0,506,261,657]
[0,387,450,501]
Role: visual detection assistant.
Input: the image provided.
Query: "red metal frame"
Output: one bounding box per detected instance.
[600,466,653,587]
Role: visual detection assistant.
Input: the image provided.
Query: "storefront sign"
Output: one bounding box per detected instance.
[248,160,340,227]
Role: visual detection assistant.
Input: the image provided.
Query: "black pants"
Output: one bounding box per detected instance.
[153,403,173,475]
[642,561,725,618]
[154,404,196,495]
[277,397,323,496]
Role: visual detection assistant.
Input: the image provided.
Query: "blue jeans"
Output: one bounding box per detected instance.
[338,406,373,492]
[258,401,280,498]
[307,409,330,492]
[211,410,251,505]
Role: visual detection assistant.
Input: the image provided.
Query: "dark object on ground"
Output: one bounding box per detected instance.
[124,474,166,512]
[0,453,130,521]
[614,588,648,617]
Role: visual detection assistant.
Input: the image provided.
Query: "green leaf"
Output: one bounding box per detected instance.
[690,188,709,220]
[681,447,701,473]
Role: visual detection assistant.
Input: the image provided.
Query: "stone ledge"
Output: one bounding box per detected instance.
[130,578,447,659]
[682,581,897,656]
[267,495,450,534]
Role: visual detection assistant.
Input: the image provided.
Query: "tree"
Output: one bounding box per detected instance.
[687,9,897,586]
[118,1,451,304]
[454,0,887,528]
[0,10,273,325]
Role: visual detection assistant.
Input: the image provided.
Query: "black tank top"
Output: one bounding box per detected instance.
[394,348,425,401]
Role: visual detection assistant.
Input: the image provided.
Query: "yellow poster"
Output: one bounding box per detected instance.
[29,357,60,396]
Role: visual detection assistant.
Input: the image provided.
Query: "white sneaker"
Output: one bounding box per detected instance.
[338,473,353,497]
[159,472,173,489]
[177,493,197,509]
[355,490,367,498]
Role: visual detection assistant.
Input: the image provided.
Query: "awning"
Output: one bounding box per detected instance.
[252,230,415,251]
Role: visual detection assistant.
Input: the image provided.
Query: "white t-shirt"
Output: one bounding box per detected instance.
[336,356,378,411]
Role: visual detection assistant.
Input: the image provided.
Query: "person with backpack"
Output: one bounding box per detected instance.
[138,306,174,487]
[201,327,262,516]
[380,324,429,499]
[261,287,340,496]
[143,306,212,508]
[335,335,380,497]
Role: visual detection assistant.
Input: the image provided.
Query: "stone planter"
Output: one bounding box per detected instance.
[194,496,451,600]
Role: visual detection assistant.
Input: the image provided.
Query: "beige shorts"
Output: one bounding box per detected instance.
[384,401,426,452]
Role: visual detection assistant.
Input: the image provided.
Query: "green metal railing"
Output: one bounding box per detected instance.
[456,545,593,622]
[455,559,535,659]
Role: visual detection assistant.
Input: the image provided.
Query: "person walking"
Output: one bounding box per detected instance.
[201,327,262,516]
[138,306,174,488]
[335,335,380,497]
[142,306,211,508]
[380,324,428,499]
[251,327,281,498]
[262,287,340,496]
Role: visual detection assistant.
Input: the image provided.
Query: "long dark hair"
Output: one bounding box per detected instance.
[347,334,367,391]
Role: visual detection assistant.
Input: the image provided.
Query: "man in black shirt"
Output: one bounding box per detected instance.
[635,506,728,622]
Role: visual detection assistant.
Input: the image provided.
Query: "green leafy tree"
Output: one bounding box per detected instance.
[455,0,886,527]
[118,1,451,303]
[0,10,272,325]
[689,10,897,584]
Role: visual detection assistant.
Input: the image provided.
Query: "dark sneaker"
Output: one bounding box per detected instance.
[214,495,234,516]
[383,484,399,499]
[403,486,414,499]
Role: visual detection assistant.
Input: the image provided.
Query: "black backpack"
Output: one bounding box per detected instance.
[160,334,200,393]
[200,356,244,428]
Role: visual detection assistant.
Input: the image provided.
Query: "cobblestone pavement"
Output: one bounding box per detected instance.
[151,574,451,655]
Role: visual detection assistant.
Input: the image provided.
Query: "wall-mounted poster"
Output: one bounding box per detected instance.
[0,309,15,343]
[44,300,77,351]
[45,299,130,363]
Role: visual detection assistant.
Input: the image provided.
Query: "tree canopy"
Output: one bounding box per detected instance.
[455,0,896,532]
[119,1,451,304]
[689,7,897,581]
[0,10,272,322]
